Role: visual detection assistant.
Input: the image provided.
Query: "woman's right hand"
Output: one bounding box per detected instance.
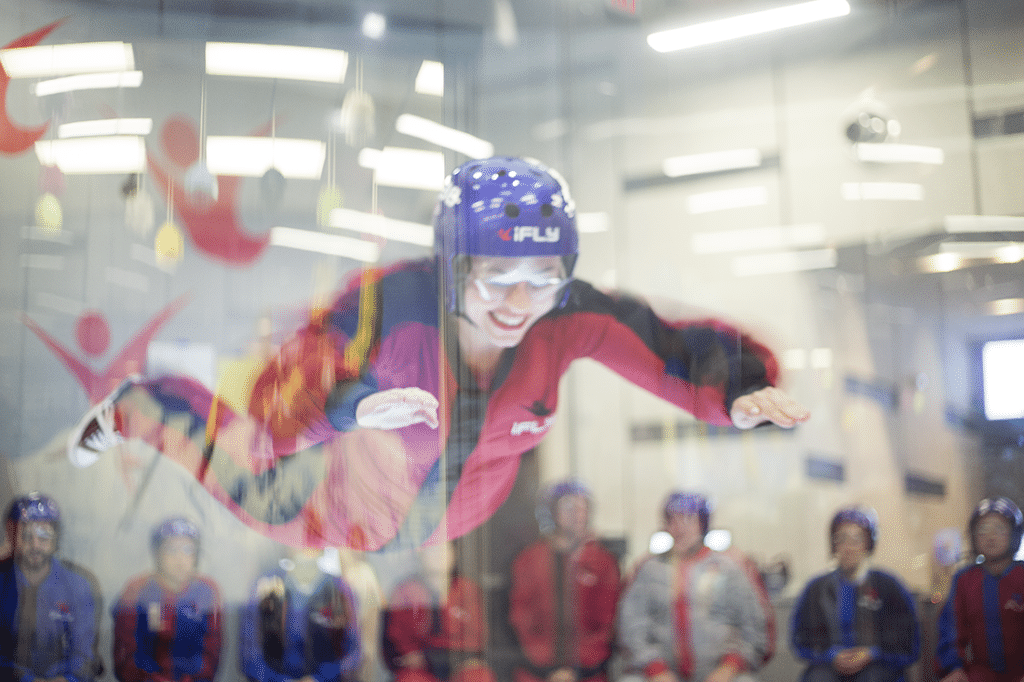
[356,388,440,430]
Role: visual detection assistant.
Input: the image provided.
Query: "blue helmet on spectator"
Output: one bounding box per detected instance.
[151,516,201,554]
[830,506,878,553]
[7,492,61,525]
[969,497,1023,559]
[663,492,712,536]
[433,156,579,312]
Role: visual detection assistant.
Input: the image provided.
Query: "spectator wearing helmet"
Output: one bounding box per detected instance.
[0,492,100,682]
[790,507,920,682]
[240,547,361,682]
[67,155,809,552]
[617,492,774,682]
[509,479,621,682]
[936,497,1024,682]
[382,541,496,682]
[112,517,222,682]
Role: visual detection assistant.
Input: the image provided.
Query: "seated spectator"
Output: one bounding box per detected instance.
[790,506,919,682]
[0,492,101,682]
[382,542,495,682]
[509,479,620,682]
[241,547,361,682]
[936,497,1024,682]
[618,492,773,682]
[112,517,222,682]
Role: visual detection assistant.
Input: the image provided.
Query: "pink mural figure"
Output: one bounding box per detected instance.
[21,295,190,403]
[0,19,66,156]
[147,115,272,266]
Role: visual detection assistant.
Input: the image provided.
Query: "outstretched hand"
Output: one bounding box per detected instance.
[356,388,440,430]
[730,386,810,430]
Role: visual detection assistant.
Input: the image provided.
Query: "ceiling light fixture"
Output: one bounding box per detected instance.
[362,13,387,40]
[329,208,433,247]
[35,136,146,173]
[206,42,348,83]
[855,142,944,164]
[0,41,135,78]
[360,146,445,191]
[841,182,923,201]
[35,70,142,96]
[647,0,850,53]
[663,148,762,177]
[687,186,767,214]
[415,60,444,97]
[270,226,381,262]
[205,137,326,179]
[58,118,153,138]
[395,114,494,159]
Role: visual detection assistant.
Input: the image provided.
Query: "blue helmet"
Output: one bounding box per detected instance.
[433,156,579,311]
[663,492,712,536]
[830,506,878,553]
[151,516,201,553]
[7,492,61,526]
[969,497,1024,559]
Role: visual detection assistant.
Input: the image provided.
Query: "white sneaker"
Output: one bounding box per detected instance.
[67,376,137,468]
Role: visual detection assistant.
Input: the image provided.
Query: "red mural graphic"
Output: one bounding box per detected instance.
[148,115,273,266]
[0,19,66,156]
[22,295,190,403]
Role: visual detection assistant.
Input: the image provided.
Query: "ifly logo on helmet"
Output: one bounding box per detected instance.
[498,226,561,243]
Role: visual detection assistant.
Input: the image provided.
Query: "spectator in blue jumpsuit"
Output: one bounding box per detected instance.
[240,548,360,682]
[112,517,222,682]
[0,492,100,682]
[790,507,919,682]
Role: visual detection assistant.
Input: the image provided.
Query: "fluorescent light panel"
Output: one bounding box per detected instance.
[647,0,850,52]
[987,298,1024,316]
[59,118,152,138]
[361,147,445,191]
[206,137,326,179]
[692,223,824,254]
[855,143,944,164]
[35,70,142,96]
[663,148,761,177]
[415,60,444,96]
[395,114,493,159]
[731,248,836,276]
[329,208,433,247]
[688,186,767,214]
[0,42,134,78]
[945,215,1024,233]
[206,42,348,83]
[35,136,146,173]
[841,182,923,201]
[918,252,964,273]
[270,226,380,262]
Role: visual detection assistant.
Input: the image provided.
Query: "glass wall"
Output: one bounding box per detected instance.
[2,0,1022,680]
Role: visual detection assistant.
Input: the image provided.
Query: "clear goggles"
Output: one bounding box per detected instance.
[470,262,569,302]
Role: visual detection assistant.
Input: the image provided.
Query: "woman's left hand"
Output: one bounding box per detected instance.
[730,386,810,429]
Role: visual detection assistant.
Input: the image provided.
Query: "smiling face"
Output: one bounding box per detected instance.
[460,255,566,350]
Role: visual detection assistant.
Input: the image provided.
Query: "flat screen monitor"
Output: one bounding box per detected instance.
[982,338,1024,421]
